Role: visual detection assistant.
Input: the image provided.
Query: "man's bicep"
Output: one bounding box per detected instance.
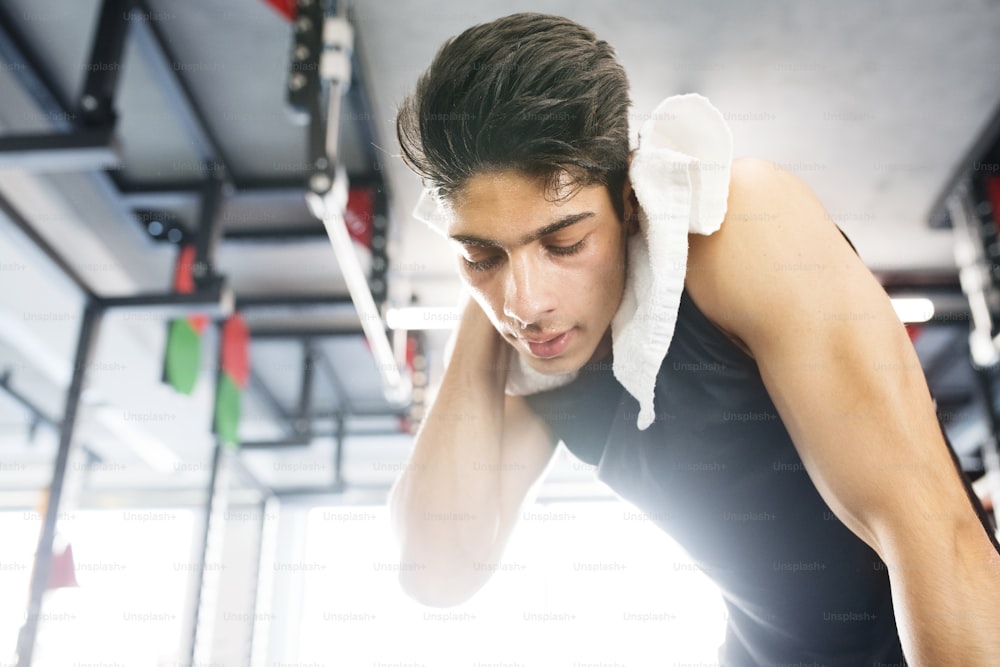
[753,295,961,549]
[690,157,978,551]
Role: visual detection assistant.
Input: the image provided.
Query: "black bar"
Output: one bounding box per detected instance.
[236,294,353,309]
[876,271,961,290]
[115,173,386,198]
[78,0,133,126]
[224,224,330,243]
[193,173,227,289]
[116,186,199,210]
[0,129,118,171]
[17,301,102,667]
[972,363,1000,479]
[285,0,324,123]
[369,183,389,304]
[333,414,345,491]
[297,343,316,436]
[100,285,234,319]
[307,85,331,190]
[248,326,364,339]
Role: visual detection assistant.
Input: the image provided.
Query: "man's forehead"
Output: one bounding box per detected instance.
[455,169,578,203]
[449,172,596,229]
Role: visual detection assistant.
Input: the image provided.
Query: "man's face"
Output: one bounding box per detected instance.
[448,170,632,375]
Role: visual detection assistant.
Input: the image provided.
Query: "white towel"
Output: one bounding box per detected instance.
[414,93,734,430]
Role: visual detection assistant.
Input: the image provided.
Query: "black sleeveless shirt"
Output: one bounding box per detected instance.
[524,288,909,666]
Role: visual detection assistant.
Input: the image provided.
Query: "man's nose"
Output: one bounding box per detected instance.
[502,252,556,327]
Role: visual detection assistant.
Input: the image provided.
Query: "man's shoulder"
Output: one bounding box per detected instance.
[722,156,802,218]
[685,156,834,354]
[686,156,791,276]
[688,154,832,273]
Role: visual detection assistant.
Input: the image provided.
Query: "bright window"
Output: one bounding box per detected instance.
[297,501,727,666]
[0,508,194,666]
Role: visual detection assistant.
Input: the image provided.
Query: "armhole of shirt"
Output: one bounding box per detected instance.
[676,223,859,366]
[679,287,758,365]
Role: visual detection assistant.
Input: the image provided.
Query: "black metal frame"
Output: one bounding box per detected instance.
[0,0,127,171]
[0,129,119,171]
[77,0,133,127]
[0,0,397,661]
[1,219,274,664]
[15,302,101,666]
[0,0,393,438]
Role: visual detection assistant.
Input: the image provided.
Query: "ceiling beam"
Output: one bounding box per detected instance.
[0,129,119,171]
[248,325,364,339]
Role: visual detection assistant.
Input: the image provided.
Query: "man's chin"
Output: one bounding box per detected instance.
[517,348,586,376]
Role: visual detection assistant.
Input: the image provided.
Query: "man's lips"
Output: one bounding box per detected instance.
[519,330,574,359]
[520,331,564,344]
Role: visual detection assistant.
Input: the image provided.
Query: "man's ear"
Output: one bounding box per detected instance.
[622,175,640,237]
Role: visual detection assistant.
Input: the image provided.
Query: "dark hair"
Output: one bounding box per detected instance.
[396,13,631,219]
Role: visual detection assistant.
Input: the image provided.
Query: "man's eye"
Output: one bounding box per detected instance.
[463,255,502,272]
[547,239,585,256]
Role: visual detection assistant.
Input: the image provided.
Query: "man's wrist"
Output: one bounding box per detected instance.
[448,298,511,387]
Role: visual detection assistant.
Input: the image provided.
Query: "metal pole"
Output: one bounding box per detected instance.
[189,313,240,663]
[187,438,227,666]
[296,342,316,437]
[76,0,133,127]
[333,413,345,492]
[16,300,102,667]
[245,495,276,666]
[249,495,279,667]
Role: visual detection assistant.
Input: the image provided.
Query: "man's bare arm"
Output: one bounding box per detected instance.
[388,296,558,607]
[688,157,1000,666]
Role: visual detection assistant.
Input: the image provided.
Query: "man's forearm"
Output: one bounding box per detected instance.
[887,519,1000,666]
[388,298,511,601]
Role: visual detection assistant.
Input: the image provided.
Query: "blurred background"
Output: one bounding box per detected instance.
[0,0,999,665]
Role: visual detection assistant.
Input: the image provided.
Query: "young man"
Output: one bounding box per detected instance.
[389,12,1000,666]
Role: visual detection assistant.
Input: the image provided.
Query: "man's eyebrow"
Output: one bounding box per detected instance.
[449,212,595,249]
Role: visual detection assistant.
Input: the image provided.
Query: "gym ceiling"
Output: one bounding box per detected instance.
[0,0,999,506]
